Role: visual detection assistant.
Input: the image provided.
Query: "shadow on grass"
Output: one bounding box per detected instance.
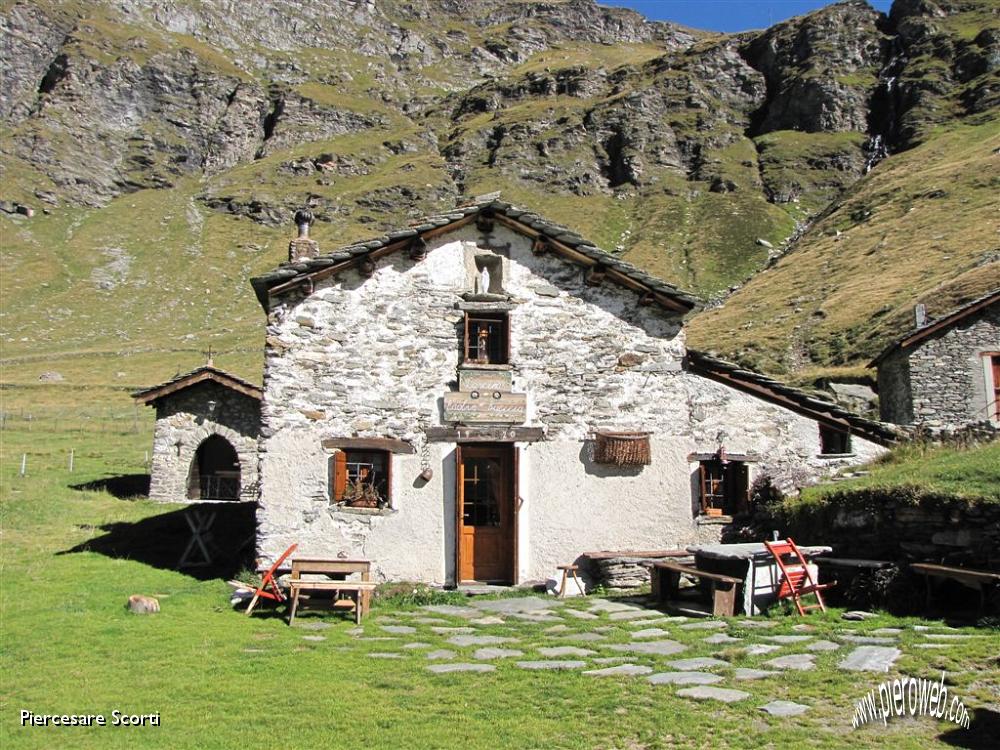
[70,473,150,499]
[58,501,256,581]
[939,707,1000,749]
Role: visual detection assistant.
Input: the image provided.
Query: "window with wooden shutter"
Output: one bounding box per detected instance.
[330,449,391,508]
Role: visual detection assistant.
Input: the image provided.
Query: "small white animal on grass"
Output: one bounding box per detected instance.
[126,595,160,614]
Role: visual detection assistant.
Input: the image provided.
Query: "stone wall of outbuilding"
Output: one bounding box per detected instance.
[147,380,260,503]
[879,303,999,430]
[257,224,885,584]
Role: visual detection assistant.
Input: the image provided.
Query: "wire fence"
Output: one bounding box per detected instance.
[0,405,153,435]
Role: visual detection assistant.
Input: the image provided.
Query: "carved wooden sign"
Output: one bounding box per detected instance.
[443,391,527,424]
[458,369,513,393]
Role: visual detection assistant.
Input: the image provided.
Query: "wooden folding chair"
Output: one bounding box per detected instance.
[245,543,298,616]
[764,537,835,615]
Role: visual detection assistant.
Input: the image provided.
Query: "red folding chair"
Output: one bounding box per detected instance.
[245,543,298,616]
[764,537,835,615]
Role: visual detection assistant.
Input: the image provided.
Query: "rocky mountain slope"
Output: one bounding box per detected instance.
[1,0,997,391]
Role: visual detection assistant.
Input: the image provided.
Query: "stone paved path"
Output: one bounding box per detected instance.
[764,654,816,671]
[838,646,901,672]
[428,663,495,673]
[584,664,653,677]
[474,648,523,660]
[516,660,588,670]
[649,672,724,686]
[677,686,749,703]
[448,634,519,646]
[538,646,595,658]
[665,657,728,671]
[733,668,777,680]
[609,640,687,656]
[760,700,809,717]
[680,621,727,630]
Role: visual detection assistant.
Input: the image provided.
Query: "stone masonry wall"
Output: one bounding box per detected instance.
[902,303,999,430]
[147,381,260,502]
[877,351,913,425]
[257,224,885,583]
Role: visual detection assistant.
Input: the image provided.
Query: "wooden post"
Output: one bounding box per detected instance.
[69,450,75,473]
[20,454,26,477]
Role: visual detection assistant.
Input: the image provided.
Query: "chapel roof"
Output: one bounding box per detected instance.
[132,365,263,405]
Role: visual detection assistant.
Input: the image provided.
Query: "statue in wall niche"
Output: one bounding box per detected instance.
[471,254,504,296]
[477,326,490,364]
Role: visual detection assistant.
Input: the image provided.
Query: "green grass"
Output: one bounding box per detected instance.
[802,441,1000,502]
[2,420,998,748]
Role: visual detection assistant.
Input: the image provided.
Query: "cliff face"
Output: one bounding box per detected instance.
[1,0,997,384]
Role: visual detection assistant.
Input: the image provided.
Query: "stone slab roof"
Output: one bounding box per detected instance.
[688,350,898,446]
[132,365,263,405]
[250,195,701,314]
[869,288,1000,367]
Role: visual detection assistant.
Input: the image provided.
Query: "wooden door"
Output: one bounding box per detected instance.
[457,445,514,583]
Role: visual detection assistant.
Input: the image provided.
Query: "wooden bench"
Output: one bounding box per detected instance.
[911,563,1000,615]
[288,580,376,625]
[651,561,743,617]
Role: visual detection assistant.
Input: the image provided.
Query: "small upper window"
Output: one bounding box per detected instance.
[330,449,391,508]
[464,312,509,365]
[819,425,852,455]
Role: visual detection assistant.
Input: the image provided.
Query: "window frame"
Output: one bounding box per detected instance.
[818,425,853,456]
[697,458,749,516]
[463,312,510,365]
[330,448,393,508]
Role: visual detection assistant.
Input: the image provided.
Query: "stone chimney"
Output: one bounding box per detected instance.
[914,303,927,328]
[288,208,319,262]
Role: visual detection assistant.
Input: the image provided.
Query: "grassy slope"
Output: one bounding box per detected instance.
[1,2,998,395]
[802,441,1000,501]
[688,119,1000,377]
[2,423,998,749]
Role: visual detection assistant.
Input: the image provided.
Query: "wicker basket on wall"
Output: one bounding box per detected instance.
[593,431,652,466]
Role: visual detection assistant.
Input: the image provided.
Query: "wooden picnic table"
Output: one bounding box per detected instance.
[287,558,376,625]
[910,563,1000,615]
[687,542,832,615]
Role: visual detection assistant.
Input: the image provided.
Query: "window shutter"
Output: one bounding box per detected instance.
[332,451,347,501]
[698,463,709,513]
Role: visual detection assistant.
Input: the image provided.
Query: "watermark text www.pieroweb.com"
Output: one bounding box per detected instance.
[852,671,971,729]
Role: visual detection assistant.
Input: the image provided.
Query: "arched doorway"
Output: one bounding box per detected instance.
[188,435,241,501]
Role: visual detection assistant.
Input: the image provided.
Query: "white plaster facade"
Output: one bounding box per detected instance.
[256,223,885,584]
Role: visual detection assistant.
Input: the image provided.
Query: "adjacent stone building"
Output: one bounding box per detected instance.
[249,198,895,586]
[871,290,1000,431]
[134,365,262,503]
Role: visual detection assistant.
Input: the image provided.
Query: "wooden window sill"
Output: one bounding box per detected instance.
[696,515,733,525]
[331,505,397,517]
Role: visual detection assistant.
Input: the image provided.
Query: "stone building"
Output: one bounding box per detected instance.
[249,198,896,586]
[134,365,262,503]
[871,290,1000,431]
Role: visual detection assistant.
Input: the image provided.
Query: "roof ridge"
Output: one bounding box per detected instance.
[250,199,701,313]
